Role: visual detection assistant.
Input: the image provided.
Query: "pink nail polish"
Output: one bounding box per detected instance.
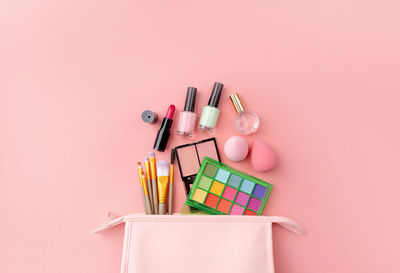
[177,87,197,138]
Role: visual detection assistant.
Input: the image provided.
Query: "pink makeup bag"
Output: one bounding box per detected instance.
[94,214,304,273]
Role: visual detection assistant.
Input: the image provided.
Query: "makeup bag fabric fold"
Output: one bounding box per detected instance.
[93,214,304,273]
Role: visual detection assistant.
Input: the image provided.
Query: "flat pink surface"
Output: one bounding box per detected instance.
[1,1,399,272]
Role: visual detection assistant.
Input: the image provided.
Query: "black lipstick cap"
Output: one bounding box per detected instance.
[184,87,197,112]
[208,82,223,108]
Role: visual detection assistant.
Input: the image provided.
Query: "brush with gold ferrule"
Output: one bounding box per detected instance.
[137,164,146,213]
[157,160,169,215]
[149,152,159,214]
[137,162,151,214]
[144,156,154,214]
[168,149,175,215]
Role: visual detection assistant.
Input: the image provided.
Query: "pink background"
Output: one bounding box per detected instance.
[1,1,399,272]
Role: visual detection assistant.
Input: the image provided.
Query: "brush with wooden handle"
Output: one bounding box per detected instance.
[137,162,151,214]
[149,152,159,214]
[157,160,169,215]
[168,149,175,215]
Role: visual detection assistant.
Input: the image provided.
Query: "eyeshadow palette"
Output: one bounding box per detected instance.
[184,157,273,215]
[175,138,221,195]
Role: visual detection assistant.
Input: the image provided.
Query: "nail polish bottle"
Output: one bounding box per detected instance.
[198,82,224,133]
[230,93,260,135]
[177,87,197,138]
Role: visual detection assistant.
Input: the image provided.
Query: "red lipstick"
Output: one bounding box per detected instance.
[153,104,175,152]
[165,105,175,120]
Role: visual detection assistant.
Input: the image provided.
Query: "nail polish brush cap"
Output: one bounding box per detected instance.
[208,82,224,108]
[184,87,197,112]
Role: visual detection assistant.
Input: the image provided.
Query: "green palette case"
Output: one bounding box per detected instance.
[184,157,273,215]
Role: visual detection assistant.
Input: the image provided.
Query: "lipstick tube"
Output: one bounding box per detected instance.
[154,105,175,152]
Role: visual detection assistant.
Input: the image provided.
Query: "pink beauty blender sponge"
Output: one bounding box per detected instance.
[251,139,277,172]
[224,136,249,162]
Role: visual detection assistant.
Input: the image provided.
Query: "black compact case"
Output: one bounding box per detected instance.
[174,138,222,195]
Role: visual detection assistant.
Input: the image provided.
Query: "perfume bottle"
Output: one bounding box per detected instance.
[198,82,224,133]
[230,93,259,135]
[177,87,197,137]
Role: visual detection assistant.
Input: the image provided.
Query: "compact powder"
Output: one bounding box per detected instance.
[176,145,200,177]
[196,140,219,163]
[175,138,222,198]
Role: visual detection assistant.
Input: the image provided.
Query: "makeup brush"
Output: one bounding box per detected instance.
[137,164,146,213]
[137,162,151,214]
[168,149,175,215]
[144,157,154,214]
[149,152,159,214]
[157,160,170,215]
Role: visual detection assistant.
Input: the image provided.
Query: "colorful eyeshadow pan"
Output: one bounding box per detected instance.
[197,176,212,190]
[192,188,207,203]
[217,199,232,214]
[235,192,250,206]
[253,184,267,199]
[209,181,225,196]
[204,194,219,208]
[203,164,218,177]
[244,209,257,215]
[185,157,272,215]
[227,174,242,188]
[222,187,237,201]
[214,169,230,183]
[248,197,262,212]
[230,204,245,215]
[240,179,255,194]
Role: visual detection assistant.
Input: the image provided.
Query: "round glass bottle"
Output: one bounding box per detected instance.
[230,93,260,135]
